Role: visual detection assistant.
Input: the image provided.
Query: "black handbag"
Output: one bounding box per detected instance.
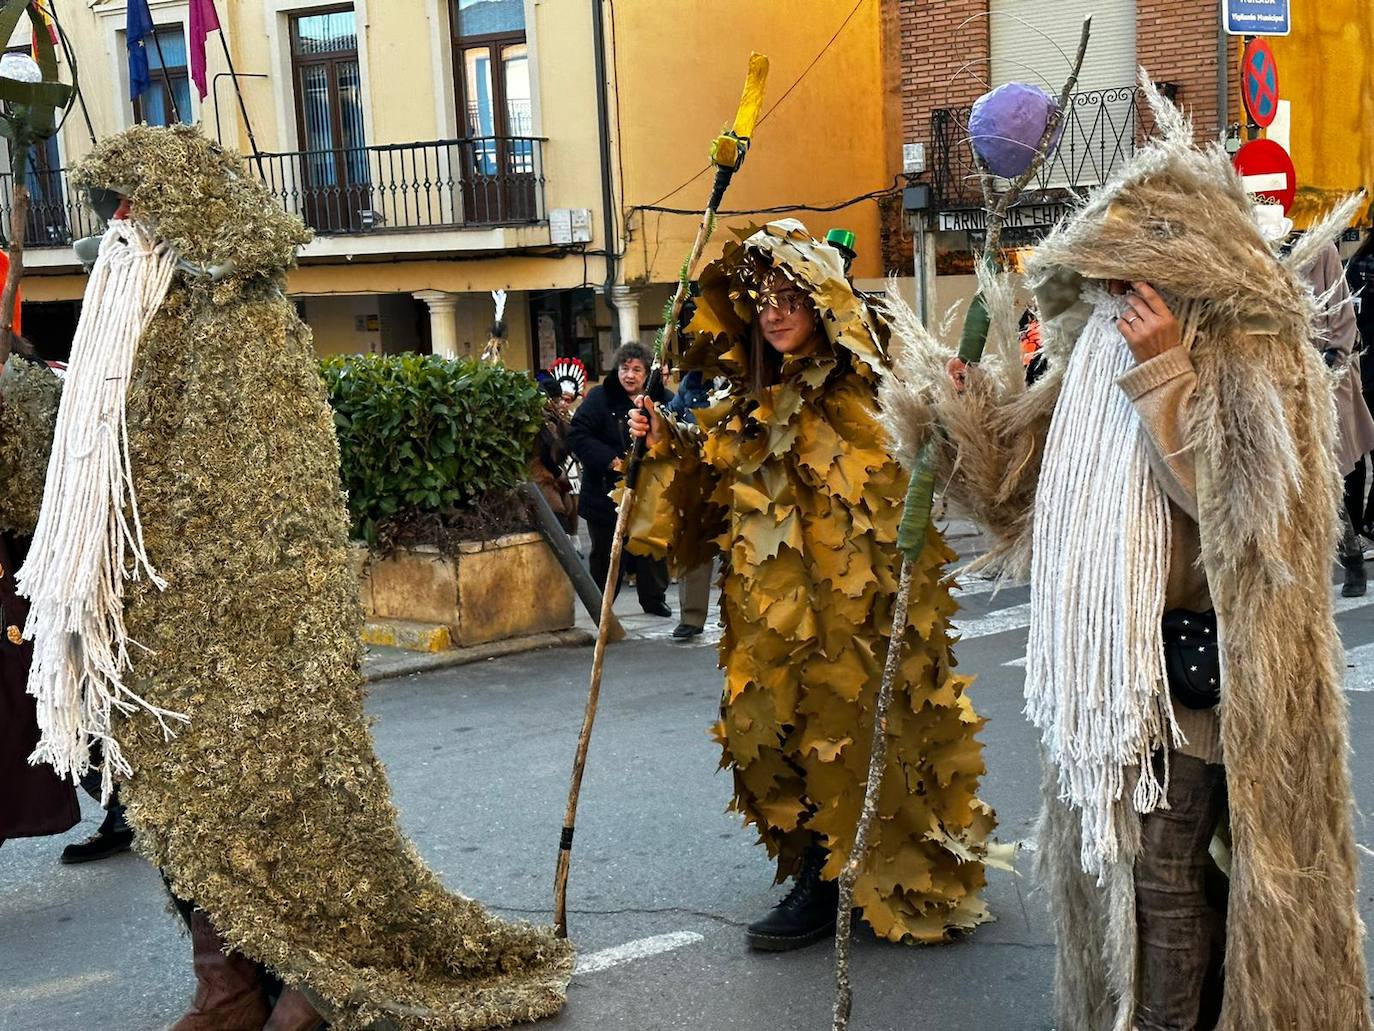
[1161,608,1221,710]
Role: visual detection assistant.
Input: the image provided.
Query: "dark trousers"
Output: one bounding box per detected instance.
[587,518,668,609]
[78,744,130,835]
[1135,753,1228,1031]
[1346,460,1367,533]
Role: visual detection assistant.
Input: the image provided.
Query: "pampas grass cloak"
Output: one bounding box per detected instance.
[879,80,1371,1029]
[4,126,572,1030]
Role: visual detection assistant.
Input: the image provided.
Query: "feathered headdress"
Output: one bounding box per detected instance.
[548,356,587,399]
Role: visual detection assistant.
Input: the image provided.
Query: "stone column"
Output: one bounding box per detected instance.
[610,284,641,350]
[414,290,460,358]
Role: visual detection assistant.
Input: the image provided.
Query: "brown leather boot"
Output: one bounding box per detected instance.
[169,910,270,1031]
[263,988,326,1031]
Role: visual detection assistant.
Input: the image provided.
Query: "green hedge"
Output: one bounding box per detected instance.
[322,353,546,544]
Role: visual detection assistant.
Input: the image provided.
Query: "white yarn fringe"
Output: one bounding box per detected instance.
[18,220,184,803]
[1025,292,1178,881]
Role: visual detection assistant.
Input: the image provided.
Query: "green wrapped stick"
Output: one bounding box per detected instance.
[956,290,992,364]
[896,436,939,562]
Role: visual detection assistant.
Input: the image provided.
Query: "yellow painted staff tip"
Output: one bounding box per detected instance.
[732,52,770,140]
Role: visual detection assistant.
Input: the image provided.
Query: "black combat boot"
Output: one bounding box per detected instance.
[1344,554,1367,598]
[745,843,838,951]
[59,802,133,865]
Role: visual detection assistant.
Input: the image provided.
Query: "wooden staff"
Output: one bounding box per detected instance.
[831,18,1091,1030]
[554,52,770,940]
[0,142,29,365]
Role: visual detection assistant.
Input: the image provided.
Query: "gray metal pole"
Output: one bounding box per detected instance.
[1217,9,1230,142]
[520,481,625,642]
[914,215,930,326]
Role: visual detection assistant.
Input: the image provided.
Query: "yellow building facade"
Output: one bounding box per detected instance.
[13,0,896,375]
[1265,0,1374,228]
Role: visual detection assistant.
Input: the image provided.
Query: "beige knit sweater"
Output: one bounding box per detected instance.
[1117,345,1222,765]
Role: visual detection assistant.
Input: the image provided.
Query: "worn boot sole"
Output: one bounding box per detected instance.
[745,920,836,952]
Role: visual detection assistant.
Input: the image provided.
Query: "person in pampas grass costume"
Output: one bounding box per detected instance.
[0,124,571,1031]
[879,78,1370,1030]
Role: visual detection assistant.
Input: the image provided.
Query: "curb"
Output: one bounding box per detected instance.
[363,627,595,683]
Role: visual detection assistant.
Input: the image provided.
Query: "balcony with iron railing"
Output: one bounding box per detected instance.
[931,84,1177,216]
[0,135,549,252]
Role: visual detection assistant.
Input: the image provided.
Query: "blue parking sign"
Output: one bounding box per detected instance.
[1225,0,1291,36]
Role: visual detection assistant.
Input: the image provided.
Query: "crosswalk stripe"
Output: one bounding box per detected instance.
[946,575,1021,598]
[951,602,1032,641]
[575,931,704,975]
[994,593,1374,684]
[1346,642,1374,692]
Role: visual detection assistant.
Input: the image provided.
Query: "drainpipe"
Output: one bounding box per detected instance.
[590,0,620,345]
[1216,5,1230,142]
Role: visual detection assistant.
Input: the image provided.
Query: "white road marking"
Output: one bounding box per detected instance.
[988,591,1374,672]
[1345,642,1374,693]
[947,575,1022,598]
[951,602,1032,641]
[1335,592,1374,617]
[8,970,116,1003]
[575,931,705,976]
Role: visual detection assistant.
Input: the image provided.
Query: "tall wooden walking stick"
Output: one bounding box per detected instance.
[553,52,770,940]
[830,18,1091,1030]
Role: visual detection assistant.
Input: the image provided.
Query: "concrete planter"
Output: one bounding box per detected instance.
[353,532,575,649]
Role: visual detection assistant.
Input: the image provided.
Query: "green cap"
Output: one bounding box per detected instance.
[826,228,857,253]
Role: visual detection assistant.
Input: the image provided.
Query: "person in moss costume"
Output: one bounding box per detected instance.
[0,125,571,1030]
[627,220,997,949]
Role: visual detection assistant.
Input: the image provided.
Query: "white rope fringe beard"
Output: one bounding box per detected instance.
[1025,291,1178,880]
[18,220,184,803]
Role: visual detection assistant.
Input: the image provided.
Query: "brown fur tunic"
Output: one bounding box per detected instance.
[879,81,1371,1029]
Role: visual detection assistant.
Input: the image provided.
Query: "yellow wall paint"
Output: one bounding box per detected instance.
[1268,2,1374,226]
[612,0,891,282]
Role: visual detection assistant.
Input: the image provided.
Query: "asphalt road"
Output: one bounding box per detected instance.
[5,569,1374,1031]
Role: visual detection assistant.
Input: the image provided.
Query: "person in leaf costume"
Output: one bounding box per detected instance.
[627,220,996,949]
[1,125,571,1031]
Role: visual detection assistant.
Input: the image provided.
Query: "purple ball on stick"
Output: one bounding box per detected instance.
[969,82,1064,178]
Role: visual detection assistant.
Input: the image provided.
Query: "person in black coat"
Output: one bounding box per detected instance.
[0,346,80,851]
[569,343,673,616]
[1346,231,1374,535]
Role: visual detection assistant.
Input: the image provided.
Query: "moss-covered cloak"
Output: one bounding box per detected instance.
[0,355,62,537]
[627,220,997,943]
[44,125,572,1030]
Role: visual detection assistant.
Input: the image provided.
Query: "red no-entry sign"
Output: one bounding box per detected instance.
[1242,38,1279,128]
[1233,138,1296,213]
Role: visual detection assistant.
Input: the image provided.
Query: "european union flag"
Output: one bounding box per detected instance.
[127,0,154,100]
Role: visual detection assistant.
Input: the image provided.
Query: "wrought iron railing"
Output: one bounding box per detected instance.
[252,135,547,235]
[931,84,1177,211]
[0,135,549,250]
[0,167,102,249]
